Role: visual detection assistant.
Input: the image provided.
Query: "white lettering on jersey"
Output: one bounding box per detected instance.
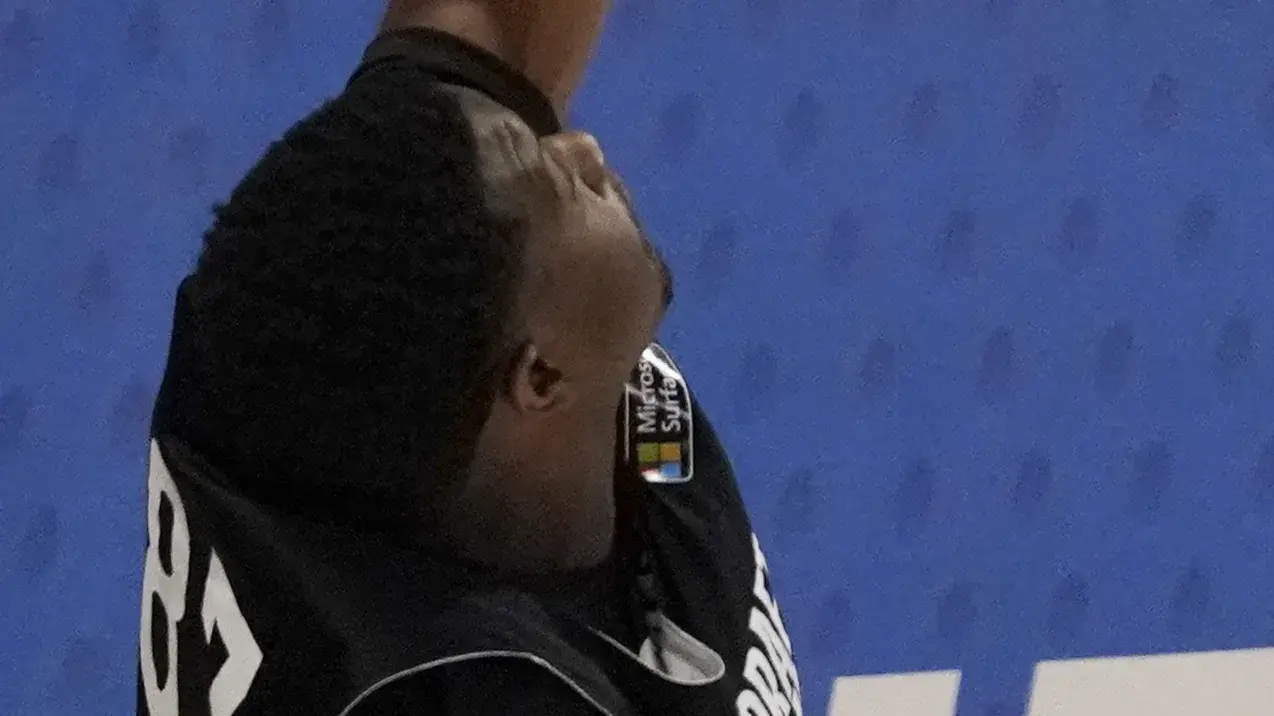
[737,534,804,716]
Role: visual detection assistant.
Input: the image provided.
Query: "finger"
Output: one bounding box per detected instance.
[566,131,605,172]
[542,132,607,195]
[538,137,578,200]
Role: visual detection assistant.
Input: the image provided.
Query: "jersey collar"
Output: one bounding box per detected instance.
[351,26,562,137]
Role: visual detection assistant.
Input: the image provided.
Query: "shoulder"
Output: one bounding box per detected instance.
[349,656,606,716]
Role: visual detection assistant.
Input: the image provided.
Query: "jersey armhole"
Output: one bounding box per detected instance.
[337,652,619,716]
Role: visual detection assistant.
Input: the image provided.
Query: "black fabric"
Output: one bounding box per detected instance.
[140,435,643,716]
[139,27,801,716]
[354,659,604,716]
[351,27,561,137]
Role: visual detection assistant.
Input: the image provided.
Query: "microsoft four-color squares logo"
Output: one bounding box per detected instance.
[638,441,684,482]
[625,343,695,485]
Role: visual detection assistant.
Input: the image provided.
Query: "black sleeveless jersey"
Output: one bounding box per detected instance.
[135,28,804,716]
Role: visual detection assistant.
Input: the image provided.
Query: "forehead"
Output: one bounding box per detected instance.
[520,173,660,358]
[459,96,669,343]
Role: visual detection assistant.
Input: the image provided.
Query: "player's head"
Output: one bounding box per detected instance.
[184,74,670,554]
[454,105,674,563]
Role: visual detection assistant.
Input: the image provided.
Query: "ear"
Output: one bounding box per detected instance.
[507,342,565,413]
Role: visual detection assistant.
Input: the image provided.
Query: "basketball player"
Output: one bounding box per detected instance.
[137,1,804,714]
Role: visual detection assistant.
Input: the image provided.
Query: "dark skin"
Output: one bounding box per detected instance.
[423,104,671,573]
[380,1,670,574]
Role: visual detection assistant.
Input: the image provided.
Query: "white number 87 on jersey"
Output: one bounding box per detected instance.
[139,441,263,716]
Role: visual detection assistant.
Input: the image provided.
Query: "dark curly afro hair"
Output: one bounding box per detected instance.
[157,64,531,528]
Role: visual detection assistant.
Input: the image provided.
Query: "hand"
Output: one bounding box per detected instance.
[475,115,622,236]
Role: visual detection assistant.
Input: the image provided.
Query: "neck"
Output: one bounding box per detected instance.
[380,0,609,118]
[433,459,617,574]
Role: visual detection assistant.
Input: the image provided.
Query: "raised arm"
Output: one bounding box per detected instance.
[380,0,610,117]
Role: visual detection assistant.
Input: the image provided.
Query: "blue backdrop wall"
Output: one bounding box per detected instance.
[4,1,1274,714]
